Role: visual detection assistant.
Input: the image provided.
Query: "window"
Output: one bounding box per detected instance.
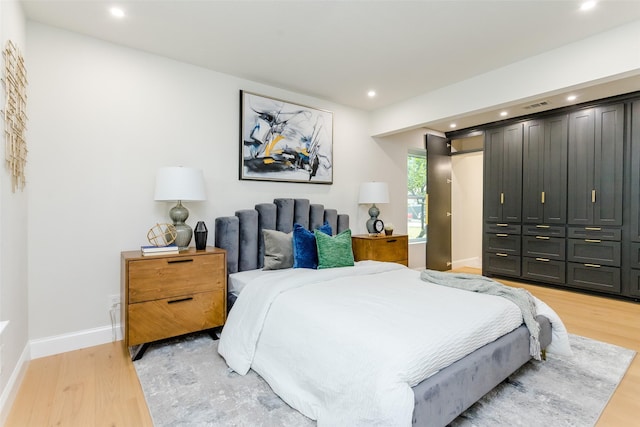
[407,149,426,242]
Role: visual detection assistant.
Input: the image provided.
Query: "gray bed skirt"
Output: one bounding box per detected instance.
[413,315,552,426]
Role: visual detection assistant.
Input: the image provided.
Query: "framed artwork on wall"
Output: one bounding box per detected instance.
[239,90,333,184]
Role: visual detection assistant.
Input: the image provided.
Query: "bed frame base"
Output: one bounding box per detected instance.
[412,315,552,426]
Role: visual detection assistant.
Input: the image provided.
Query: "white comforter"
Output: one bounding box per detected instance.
[218,261,571,426]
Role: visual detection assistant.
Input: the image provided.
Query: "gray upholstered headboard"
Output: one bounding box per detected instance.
[214,198,349,274]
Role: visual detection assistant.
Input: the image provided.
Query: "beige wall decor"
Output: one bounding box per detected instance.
[2,40,28,192]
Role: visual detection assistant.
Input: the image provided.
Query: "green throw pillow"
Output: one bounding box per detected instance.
[315,228,355,269]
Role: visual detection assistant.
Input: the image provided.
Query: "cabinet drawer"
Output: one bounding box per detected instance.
[522,258,565,284]
[567,239,620,267]
[566,263,620,294]
[128,254,225,303]
[128,290,225,346]
[522,236,565,260]
[522,224,566,237]
[627,269,640,297]
[485,234,520,255]
[629,242,640,269]
[567,227,621,241]
[485,223,521,234]
[483,253,521,277]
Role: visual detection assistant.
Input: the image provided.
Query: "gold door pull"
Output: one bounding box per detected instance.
[591,189,596,203]
[541,191,545,204]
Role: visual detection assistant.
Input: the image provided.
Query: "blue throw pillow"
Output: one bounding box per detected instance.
[292,222,332,269]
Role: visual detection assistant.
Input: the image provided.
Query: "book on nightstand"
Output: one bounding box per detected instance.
[141,244,179,255]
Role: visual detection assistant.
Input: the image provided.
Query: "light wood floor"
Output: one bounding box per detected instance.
[5,269,639,426]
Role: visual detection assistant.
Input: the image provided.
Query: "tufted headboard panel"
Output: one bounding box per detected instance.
[214,198,349,274]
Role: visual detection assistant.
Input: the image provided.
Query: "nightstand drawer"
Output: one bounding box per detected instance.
[127,290,225,345]
[351,234,408,265]
[128,254,225,303]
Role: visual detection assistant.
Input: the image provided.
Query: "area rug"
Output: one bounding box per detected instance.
[133,333,635,427]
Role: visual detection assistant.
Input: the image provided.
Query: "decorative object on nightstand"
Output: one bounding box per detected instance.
[194,221,208,250]
[146,222,177,247]
[351,234,408,266]
[154,166,206,249]
[358,181,389,234]
[384,223,394,236]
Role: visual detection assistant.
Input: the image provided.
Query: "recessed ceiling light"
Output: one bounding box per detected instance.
[110,7,125,18]
[567,95,577,101]
[449,123,457,129]
[500,111,508,117]
[580,1,596,11]
[367,90,376,98]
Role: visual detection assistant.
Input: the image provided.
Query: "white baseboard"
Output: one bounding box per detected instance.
[30,323,122,359]
[452,257,482,269]
[0,343,29,426]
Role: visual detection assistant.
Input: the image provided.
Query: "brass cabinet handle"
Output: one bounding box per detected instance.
[585,239,601,243]
[536,258,550,262]
[500,192,504,204]
[585,227,601,231]
[591,189,596,203]
[541,191,545,204]
[496,223,508,227]
[536,236,550,240]
[496,233,508,237]
[536,225,550,229]
[496,253,508,257]
[584,263,601,268]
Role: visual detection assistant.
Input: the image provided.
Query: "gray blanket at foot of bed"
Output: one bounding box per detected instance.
[412,315,552,427]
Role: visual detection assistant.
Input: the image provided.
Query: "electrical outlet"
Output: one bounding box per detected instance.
[108,294,121,310]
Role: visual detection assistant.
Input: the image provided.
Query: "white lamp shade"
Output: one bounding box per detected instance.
[154,167,206,201]
[358,182,389,204]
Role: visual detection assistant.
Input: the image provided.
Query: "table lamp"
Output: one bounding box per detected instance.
[358,181,389,234]
[154,166,206,249]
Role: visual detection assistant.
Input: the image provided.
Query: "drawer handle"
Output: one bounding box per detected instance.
[386,239,397,243]
[167,259,194,264]
[584,263,601,268]
[496,233,508,237]
[168,297,194,304]
[585,239,601,243]
[585,227,601,231]
[496,253,508,257]
[535,258,550,262]
[536,225,550,229]
[536,236,550,240]
[496,223,508,227]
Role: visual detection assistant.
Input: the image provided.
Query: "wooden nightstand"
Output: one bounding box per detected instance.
[351,234,409,266]
[120,246,227,360]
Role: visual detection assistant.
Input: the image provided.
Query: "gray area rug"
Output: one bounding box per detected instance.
[133,333,635,427]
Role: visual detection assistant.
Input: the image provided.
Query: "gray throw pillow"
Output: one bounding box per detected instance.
[263,229,293,270]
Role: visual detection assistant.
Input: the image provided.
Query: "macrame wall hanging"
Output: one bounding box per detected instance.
[2,40,28,192]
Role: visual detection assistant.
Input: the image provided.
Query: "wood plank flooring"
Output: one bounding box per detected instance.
[5,270,639,426]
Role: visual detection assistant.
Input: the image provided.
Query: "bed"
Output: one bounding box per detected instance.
[214,198,571,426]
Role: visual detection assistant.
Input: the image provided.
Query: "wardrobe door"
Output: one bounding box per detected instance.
[593,104,624,226]
[483,127,504,223]
[501,124,523,223]
[568,108,595,225]
[522,120,544,223]
[543,115,568,224]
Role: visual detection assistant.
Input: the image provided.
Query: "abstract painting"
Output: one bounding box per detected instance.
[240,91,333,184]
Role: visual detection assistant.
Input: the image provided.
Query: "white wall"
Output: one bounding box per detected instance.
[25,22,414,350]
[370,20,640,136]
[451,152,483,268]
[0,0,28,421]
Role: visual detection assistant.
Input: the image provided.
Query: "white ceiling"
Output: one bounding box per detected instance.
[20,0,640,132]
